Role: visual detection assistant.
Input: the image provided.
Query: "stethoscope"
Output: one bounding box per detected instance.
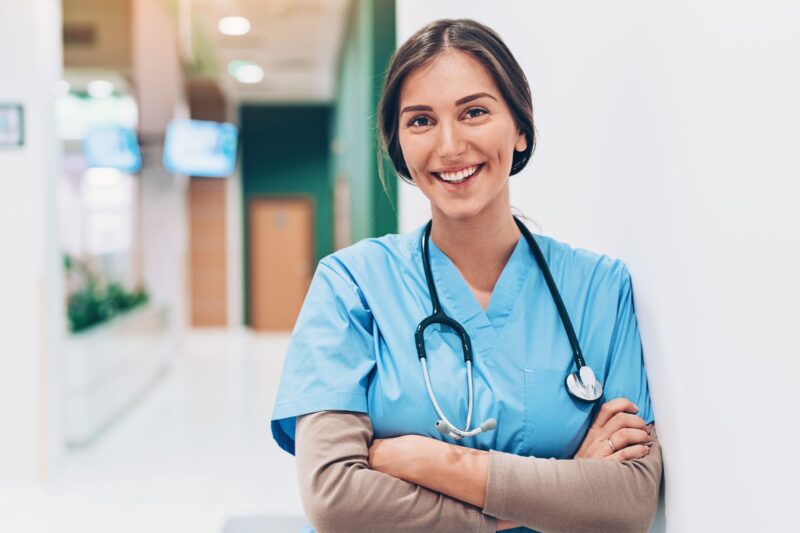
[415,216,603,440]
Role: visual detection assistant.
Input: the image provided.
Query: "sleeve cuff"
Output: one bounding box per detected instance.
[483,450,511,519]
[270,391,369,455]
[271,391,368,421]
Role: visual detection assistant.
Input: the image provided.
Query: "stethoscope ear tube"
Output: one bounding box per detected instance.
[416,222,474,364]
[513,217,604,402]
[513,217,588,371]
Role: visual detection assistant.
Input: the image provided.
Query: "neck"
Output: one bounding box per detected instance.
[429,194,520,294]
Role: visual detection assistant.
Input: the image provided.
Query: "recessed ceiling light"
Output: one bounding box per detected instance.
[218,16,251,36]
[87,79,114,98]
[228,60,264,84]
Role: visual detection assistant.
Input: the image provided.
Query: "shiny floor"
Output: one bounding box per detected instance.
[1,330,305,533]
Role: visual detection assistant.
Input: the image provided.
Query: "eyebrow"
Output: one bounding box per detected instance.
[400,92,498,114]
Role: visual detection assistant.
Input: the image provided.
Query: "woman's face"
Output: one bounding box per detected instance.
[397,49,527,221]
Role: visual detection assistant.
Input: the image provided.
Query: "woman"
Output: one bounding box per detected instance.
[271,18,661,533]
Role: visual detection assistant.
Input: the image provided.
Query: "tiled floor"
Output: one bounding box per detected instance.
[0,329,305,533]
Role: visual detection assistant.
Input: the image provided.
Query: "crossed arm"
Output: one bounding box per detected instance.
[296,407,662,532]
[296,410,496,532]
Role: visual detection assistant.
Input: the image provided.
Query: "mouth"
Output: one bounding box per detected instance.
[431,163,485,185]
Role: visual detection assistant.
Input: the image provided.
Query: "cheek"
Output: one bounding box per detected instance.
[398,136,428,174]
[466,124,516,162]
[489,127,520,164]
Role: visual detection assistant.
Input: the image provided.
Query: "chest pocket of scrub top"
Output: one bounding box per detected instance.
[523,368,594,459]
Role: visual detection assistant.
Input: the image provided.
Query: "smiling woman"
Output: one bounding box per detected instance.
[395,51,528,222]
[377,21,535,187]
[271,18,661,533]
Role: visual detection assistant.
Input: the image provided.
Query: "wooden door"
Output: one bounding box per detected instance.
[249,198,313,331]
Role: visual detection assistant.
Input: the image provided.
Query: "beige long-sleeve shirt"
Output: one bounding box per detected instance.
[295,411,662,533]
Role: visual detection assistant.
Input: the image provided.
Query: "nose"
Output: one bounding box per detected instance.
[436,119,466,161]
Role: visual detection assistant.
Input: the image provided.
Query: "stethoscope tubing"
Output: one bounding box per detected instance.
[416,216,602,439]
[419,358,475,436]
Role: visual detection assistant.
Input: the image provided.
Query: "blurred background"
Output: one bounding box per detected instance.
[0,1,798,532]
[2,1,395,531]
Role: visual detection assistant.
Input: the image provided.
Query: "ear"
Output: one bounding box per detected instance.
[514,131,528,152]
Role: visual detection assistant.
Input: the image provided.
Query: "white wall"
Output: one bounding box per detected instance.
[0,0,65,484]
[133,0,189,334]
[138,146,187,333]
[397,2,799,531]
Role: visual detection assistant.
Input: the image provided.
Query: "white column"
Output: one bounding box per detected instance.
[133,0,189,336]
[225,98,244,329]
[0,0,65,485]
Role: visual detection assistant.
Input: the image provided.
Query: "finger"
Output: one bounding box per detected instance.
[609,428,652,450]
[606,444,651,462]
[591,398,640,429]
[602,412,649,436]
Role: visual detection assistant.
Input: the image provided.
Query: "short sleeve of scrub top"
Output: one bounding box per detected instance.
[271,227,654,459]
[271,257,378,455]
[602,266,654,424]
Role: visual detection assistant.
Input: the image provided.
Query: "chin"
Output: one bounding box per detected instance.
[436,201,486,221]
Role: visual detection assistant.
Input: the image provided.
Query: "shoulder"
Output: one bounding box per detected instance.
[317,226,423,284]
[532,232,632,293]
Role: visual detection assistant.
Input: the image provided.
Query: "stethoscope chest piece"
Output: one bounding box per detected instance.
[565,365,603,402]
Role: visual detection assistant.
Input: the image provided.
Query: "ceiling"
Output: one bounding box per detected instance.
[188,0,352,103]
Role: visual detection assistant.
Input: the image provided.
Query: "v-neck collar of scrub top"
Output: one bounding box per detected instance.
[424,230,537,361]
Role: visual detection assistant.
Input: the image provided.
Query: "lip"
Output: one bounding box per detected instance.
[431,163,485,187]
[433,163,483,174]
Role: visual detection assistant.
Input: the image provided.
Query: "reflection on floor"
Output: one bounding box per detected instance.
[1,329,304,533]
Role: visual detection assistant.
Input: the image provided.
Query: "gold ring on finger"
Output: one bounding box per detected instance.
[607,438,616,452]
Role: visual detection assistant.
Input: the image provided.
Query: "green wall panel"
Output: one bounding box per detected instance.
[370,0,398,237]
[331,0,397,243]
[238,0,397,325]
[240,105,332,324]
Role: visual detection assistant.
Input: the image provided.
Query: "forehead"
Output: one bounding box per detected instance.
[399,49,500,106]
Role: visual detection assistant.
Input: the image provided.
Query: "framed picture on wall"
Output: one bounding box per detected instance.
[0,104,24,147]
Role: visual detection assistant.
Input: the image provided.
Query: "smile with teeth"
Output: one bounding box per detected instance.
[433,163,483,184]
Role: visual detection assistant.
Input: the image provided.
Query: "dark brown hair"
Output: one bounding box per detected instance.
[377,18,535,185]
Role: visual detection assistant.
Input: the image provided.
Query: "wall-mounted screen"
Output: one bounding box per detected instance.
[163,119,238,178]
[82,125,142,173]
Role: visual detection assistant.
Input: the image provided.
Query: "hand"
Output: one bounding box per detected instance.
[574,398,652,461]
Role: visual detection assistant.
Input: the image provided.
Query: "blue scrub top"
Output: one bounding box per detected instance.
[271,223,654,532]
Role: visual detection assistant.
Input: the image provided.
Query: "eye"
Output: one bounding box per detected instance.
[408,115,433,128]
[465,107,488,119]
